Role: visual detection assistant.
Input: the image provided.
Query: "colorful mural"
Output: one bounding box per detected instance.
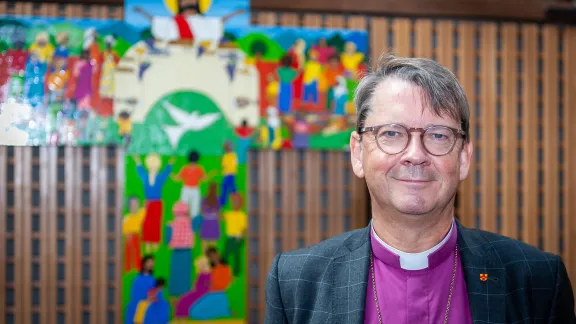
[123,151,248,324]
[0,16,142,146]
[227,26,369,150]
[0,9,368,324]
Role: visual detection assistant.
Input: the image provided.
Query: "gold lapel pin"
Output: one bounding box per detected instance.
[480,273,488,281]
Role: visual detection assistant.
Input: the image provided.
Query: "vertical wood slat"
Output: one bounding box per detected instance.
[542,25,560,254]
[304,152,322,246]
[327,154,345,238]
[392,18,411,57]
[563,26,576,289]
[435,20,453,69]
[48,148,58,324]
[97,150,108,322]
[281,152,298,252]
[480,23,498,234]
[415,19,433,58]
[257,151,275,324]
[253,12,277,26]
[72,148,82,324]
[90,149,100,324]
[325,15,345,29]
[370,18,390,68]
[521,24,540,247]
[14,148,24,324]
[39,148,49,323]
[500,23,519,239]
[457,22,476,228]
[115,149,125,324]
[302,14,322,28]
[347,16,367,30]
[279,13,299,27]
[22,148,32,324]
[0,146,6,323]
[64,148,74,324]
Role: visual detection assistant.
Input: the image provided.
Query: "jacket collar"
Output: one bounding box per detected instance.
[329,219,507,323]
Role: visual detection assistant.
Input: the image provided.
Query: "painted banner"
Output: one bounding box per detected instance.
[0,10,368,324]
[0,16,141,146]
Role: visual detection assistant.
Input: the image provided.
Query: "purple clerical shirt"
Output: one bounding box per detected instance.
[364,220,473,323]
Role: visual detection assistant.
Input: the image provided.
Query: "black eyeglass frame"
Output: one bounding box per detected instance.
[357,123,467,156]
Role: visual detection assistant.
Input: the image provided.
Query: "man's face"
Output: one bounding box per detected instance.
[144,258,154,273]
[350,78,472,216]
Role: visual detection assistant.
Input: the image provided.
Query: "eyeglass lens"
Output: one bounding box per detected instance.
[376,125,456,155]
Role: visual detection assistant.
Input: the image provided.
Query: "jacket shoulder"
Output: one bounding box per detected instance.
[275,227,367,277]
[462,227,562,279]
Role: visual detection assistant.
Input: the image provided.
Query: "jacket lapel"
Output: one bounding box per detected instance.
[330,226,371,324]
[457,222,507,323]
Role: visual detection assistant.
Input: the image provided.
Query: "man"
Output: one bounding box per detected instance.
[264,54,576,323]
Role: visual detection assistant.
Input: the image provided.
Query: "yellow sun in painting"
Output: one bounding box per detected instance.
[164,0,178,14]
[198,0,212,13]
[164,0,213,14]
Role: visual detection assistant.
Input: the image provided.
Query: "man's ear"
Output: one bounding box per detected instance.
[459,139,473,181]
[350,131,365,179]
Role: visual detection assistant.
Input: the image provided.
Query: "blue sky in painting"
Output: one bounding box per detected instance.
[124,0,250,29]
[227,26,369,54]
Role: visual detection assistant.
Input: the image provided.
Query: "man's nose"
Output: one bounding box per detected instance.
[400,134,430,165]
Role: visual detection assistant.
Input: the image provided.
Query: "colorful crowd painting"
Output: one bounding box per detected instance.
[123,148,248,324]
[0,1,368,322]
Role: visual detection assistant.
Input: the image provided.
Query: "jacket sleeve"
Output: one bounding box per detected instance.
[264,253,289,324]
[549,256,576,323]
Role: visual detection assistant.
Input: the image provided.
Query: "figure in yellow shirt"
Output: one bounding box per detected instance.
[220,141,238,206]
[223,192,247,276]
[123,197,146,272]
[29,32,55,64]
[341,42,364,80]
[303,49,322,105]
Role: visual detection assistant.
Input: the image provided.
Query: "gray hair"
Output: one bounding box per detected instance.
[354,53,470,142]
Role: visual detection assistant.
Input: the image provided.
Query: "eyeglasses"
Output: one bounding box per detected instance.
[357,123,466,156]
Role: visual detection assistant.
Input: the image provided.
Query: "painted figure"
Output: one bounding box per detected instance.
[133,277,170,324]
[234,119,256,164]
[73,50,93,111]
[123,196,146,272]
[220,142,238,206]
[222,192,247,277]
[166,202,194,296]
[99,36,119,100]
[173,150,212,219]
[134,3,243,54]
[174,256,212,317]
[200,183,221,249]
[302,49,321,105]
[124,255,156,324]
[189,247,233,320]
[134,155,173,253]
[276,54,299,113]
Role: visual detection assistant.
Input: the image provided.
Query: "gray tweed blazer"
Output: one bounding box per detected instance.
[264,221,576,323]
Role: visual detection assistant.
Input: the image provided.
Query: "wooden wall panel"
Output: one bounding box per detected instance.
[456,22,476,228]
[479,23,498,233]
[563,26,576,288]
[0,147,6,323]
[500,23,519,239]
[370,18,390,68]
[542,25,560,254]
[248,150,368,324]
[415,19,433,59]
[0,147,123,324]
[521,24,540,247]
[392,18,412,57]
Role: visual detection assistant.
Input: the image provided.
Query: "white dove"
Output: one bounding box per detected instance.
[161,100,222,148]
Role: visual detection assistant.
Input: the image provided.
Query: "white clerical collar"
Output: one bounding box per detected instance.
[370,219,454,270]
